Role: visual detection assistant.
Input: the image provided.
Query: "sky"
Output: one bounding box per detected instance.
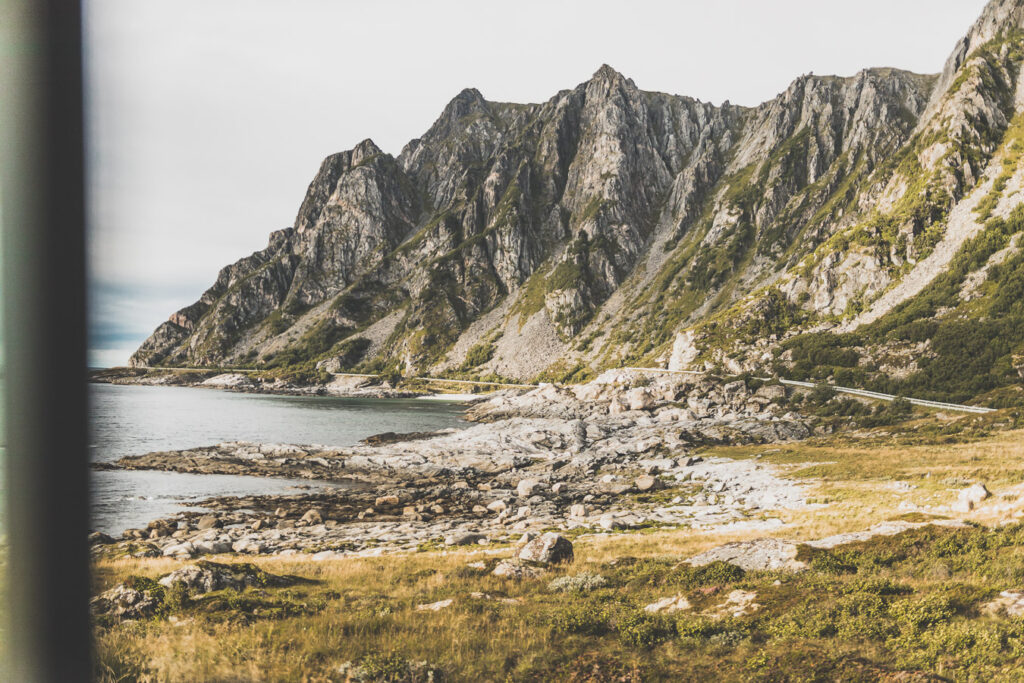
[84,0,990,368]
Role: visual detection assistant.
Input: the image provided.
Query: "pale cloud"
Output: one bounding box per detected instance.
[84,0,990,366]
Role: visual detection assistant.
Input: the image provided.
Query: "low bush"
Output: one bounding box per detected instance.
[615,611,675,649]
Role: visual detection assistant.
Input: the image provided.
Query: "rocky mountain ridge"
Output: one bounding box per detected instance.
[132,0,1024,404]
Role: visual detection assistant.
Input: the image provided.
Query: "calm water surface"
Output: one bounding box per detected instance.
[90,384,467,534]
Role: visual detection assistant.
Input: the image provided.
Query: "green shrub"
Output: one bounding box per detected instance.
[265,310,291,336]
[460,342,495,370]
[349,651,442,682]
[616,610,675,648]
[547,574,609,593]
[547,602,612,636]
[676,561,747,589]
[891,593,956,634]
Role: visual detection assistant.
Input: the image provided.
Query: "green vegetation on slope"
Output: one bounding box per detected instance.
[776,206,1024,404]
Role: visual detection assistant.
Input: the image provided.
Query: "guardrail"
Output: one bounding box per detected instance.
[145,364,997,414]
[149,366,260,374]
[774,378,995,414]
[622,366,995,415]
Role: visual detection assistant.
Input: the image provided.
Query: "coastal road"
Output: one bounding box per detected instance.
[144,364,996,415]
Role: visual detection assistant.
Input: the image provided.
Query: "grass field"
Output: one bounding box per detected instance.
[93,428,1024,682]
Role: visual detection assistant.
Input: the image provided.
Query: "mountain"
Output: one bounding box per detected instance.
[132,0,1024,404]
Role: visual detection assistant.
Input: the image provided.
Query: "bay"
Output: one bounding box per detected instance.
[90,384,467,534]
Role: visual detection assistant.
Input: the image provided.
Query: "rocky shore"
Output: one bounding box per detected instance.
[90,366,433,399]
[92,370,820,561]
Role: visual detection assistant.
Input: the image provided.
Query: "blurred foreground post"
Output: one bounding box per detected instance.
[0,0,91,680]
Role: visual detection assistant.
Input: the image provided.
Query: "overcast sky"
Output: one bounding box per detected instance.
[84,0,989,367]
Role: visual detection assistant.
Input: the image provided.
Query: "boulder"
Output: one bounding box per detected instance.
[608,397,628,415]
[517,479,540,497]
[200,373,253,388]
[705,589,760,619]
[518,532,574,565]
[959,483,990,509]
[158,561,291,595]
[634,475,660,492]
[722,380,747,399]
[415,598,453,612]
[686,538,806,572]
[375,495,400,507]
[193,540,232,555]
[644,595,692,614]
[231,539,266,554]
[88,531,115,545]
[130,544,160,558]
[196,515,221,530]
[90,584,160,620]
[625,387,656,412]
[492,560,542,580]
[300,509,323,525]
[161,542,196,558]
[515,531,539,547]
[444,531,486,547]
[983,590,1024,617]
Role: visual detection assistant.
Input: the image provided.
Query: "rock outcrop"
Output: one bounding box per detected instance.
[131,0,1024,401]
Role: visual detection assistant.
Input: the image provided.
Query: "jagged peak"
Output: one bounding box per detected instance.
[591,63,624,82]
[768,67,931,109]
[454,86,486,104]
[351,138,384,165]
[440,87,488,120]
[587,63,636,90]
[962,0,1024,56]
[413,87,491,144]
[927,0,1024,113]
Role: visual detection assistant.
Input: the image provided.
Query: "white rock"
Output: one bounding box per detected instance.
[518,532,574,565]
[311,550,337,560]
[959,483,990,506]
[161,542,195,558]
[625,387,655,411]
[415,599,453,612]
[644,595,692,614]
[517,479,540,497]
[492,560,542,579]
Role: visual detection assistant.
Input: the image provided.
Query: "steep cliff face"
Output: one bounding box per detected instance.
[132,0,1024,402]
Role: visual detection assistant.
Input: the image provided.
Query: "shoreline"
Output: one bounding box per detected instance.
[89,366,493,402]
[91,369,817,560]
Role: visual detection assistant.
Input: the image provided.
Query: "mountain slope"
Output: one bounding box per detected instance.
[131,0,1024,404]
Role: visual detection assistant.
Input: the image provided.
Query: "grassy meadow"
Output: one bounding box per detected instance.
[93,425,1024,682]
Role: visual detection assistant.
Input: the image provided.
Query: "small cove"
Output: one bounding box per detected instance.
[90,383,468,534]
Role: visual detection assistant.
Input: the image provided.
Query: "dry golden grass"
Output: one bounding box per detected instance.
[93,429,1024,681]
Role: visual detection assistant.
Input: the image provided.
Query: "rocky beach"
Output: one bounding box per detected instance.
[91,366,429,399]
[92,369,814,560]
